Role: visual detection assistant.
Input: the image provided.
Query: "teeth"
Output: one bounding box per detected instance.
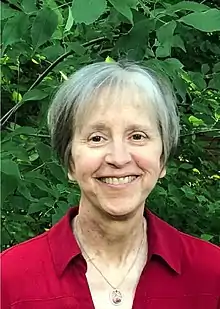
[100,176,137,185]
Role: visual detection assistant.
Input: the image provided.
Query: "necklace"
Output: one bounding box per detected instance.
[74,217,145,306]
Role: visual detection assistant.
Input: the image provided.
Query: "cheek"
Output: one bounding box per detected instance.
[74,149,104,179]
[132,140,163,169]
[133,151,162,173]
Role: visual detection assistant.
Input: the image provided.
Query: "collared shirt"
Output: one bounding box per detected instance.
[1,207,220,309]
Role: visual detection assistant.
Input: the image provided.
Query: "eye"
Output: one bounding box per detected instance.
[89,135,105,143]
[131,133,148,141]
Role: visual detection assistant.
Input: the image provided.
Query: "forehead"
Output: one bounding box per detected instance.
[75,85,158,130]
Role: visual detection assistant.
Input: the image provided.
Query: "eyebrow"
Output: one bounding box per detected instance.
[87,122,153,133]
[89,122,109,131]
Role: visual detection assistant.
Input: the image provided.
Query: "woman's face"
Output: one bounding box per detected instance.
[69,88,166,218]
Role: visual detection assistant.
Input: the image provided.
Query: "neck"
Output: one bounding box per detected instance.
[73,202,147,266]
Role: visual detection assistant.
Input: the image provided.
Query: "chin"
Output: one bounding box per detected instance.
[98,200,140,220]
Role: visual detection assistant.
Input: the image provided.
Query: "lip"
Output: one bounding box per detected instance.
[95,174,141,178]
[95,175,141,188]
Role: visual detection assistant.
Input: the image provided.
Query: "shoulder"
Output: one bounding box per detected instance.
[1,231,55,307]
[1,232,50,284]
[1,231,49,264]
[179,231,220,264]
[1,208,77,287]
[179,231,220,285]
[147,209,220,280]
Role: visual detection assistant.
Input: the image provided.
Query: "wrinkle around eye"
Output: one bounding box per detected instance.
[87,134,108,146]
[129,132,149,143]
[90,136,105,142]
[132,133,147,140]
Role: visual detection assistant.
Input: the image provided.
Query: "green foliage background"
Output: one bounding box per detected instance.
[1,0,220,250]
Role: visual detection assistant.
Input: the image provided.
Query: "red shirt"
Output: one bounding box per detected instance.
[1,207,220,309]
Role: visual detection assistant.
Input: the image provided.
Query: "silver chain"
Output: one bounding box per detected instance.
[74,217,145,290]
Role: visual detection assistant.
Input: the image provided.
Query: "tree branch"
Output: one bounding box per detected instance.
[2,0,22,12]
[180,128,220,137]
[0,35,119,128]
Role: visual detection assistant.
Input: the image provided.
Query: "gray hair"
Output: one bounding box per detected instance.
[48,61,179,168]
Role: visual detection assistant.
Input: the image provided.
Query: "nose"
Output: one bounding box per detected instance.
[105,140,132,167]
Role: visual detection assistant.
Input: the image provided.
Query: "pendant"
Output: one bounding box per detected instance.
[110,289,123,306]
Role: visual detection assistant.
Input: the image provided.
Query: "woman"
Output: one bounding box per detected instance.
[2,61,220,309]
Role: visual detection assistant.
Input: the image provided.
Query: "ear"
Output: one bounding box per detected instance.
[67,159,75,181]
[159,166,166,179]
[68,171,75,181]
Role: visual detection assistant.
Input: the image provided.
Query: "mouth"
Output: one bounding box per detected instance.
[96,175,139,186]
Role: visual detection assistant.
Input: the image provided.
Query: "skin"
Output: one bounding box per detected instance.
[68,87,166,268]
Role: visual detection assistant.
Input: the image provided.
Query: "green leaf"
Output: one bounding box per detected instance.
[155,186,167,196]
[21,0,37,13]
[4,146,29,161]
[109,0,137,24]
[196,195,208,203]
[9,214,35,223]
[200,234,213,241]
[10,126,37,136]
[213,62,220,73]
[25,171,47,181]
[65,6,74,32]
[168,183,182,200]
[156,21,176,57]
[1,140,23,154]
[166,1,209,14]
[188,115,204,126]
[2,12,29,51]
[189,72,206,90]
[5,41,32,59]
[1,159,21,179]
[179,163,193,170]
[1,174,18,204]
[47,162,67,183]
[208,73,220,90]
[201,64,210,75]
[172,35,186,52]
[161,58,184,76]
[12,90,22,103]
[105,56,115,63]
[43,44,64,61]
[157,21,176,43]
[181,185,195,200]
[67,190,80,205]
[28,197,54,214]
[26,178,57,197]
[29,152,39,162]
[180,9,220,32]
[114,14,153,59]
[172,75,187,100]
[31,7,58,50]
[28,202,47,214]
[17,183,36,202]
[23,89,49,102]
[1,3,16,20]
[1,227,12,248]
[52,201,69,224]
[71,0,107,25]
[7,0,20,6]
[67,42,86,55]
[155,42,171,58]
[57,201,69,213]
[43,0,63,26]
[36,142,52,162]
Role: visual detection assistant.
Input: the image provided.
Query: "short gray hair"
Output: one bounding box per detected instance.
[48,61,179,168]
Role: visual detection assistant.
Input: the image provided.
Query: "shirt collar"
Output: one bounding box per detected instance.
[146,209,182,274]
[48,207,182,277]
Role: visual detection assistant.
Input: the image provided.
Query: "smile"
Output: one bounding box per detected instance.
[98,176,138,185]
